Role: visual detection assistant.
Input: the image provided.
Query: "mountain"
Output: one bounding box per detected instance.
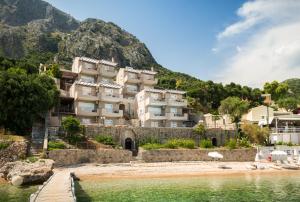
[0,0,156,68]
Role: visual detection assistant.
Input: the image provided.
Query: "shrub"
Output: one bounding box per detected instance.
[142,143,164,150]
[139,137,160,146]
[226,139,237,149]
[95,135,115,146]
[164,139,195,149]
[200,139,213,148]
[287,142,294,146]
[276,141,283,145]
[48,141,65,150]
[241,124,269,145]
[27,156,38,163]
[0,142,10,150]
[62,116,81,137]
[238,137,251,148]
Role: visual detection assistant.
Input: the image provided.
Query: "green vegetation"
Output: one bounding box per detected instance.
[141,138,195,150]
[218,97,250,135]
[193,124,206,138]
[237,137,251,148]
[95,135,115,146]
[26,156,38,163]
[277,97,299,111]
[61,116,83,144]
[275,141,297,146]
[199,139,213,148]
[0,57,59,135]
[48,141,65,150]
[283,78,300,99]
[226,139,237,150]
[263,81,289,101]
[241,124,269,145]
[0,141,10,150]
[139,137,160,146]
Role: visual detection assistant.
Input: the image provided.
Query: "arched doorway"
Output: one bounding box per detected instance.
[212,137,217,147]
[125,138,133,150]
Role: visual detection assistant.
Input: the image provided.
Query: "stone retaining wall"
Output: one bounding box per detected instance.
[141,148,257,162]
[48,149,134,166]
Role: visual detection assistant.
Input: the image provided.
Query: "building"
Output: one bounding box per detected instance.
[203,114,235,130]
[116,66,158,118]
[48,56,190,128]
[135,89,188,127]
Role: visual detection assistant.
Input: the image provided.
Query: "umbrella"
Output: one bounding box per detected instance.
[208,152,223,160]
[271,150,287,161]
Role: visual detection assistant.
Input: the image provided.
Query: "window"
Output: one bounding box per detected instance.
[127,84,138,92]
[78,102,96,112]
[149,107,161,115]
[151,121,159,127]
[170,107,177,114]
[105,103,113,112]
[170,122,177,128]
[104,119,113,126]
[81,75,95,83]
[82,87,92,96]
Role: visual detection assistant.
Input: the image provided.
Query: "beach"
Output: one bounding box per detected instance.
[56,161,300,180]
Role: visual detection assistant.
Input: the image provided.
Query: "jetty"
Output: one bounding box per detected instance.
[30,171,76,202]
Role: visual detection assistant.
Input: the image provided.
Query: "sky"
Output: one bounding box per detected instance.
[45,0,300,88]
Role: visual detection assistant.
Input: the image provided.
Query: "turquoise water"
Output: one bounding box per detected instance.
[76,173,300,202]
[0,183,37,202]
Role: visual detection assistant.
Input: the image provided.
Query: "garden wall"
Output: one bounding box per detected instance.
[141,148,257,162]
[48,149,133,166]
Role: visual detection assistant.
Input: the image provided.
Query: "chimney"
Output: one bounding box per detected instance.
[111,57,115,63]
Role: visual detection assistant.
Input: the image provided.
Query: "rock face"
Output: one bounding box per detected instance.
[0,141,28,168]
[0,159,54,186]
[0,0,157,69]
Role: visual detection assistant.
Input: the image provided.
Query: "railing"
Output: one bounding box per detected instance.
[271,127,300,133]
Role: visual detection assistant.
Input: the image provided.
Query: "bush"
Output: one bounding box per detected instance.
[95,135,115,146]
[48,141,65,150]
[226,139,237,149]
[142,143,164,150]
[139,137,160,146]
[276,141,283,145]
[27,156,38,163]
[62,116,81,137]
[238,137,251,148]
[164,139,195,149]
[0,142,10,150]
[200,139,213,148]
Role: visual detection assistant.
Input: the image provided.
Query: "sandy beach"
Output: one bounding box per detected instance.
[55,161,300,181]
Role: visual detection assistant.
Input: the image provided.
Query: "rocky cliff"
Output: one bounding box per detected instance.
[0,0,157,69]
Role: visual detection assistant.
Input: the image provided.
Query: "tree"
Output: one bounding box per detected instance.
[277,97,299,112]
[218,97,249,136]
[241,124,270,145]
[263,81,289,101]
[61,116,81,143]
[0,68,59,135]
[193,123,206,147]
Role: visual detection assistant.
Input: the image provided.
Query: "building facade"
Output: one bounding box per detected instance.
[48,56,189,128]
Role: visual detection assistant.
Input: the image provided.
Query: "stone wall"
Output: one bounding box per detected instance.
[141,148,257,162]
[83,126,235,147]
[0,141,29,168]
[48,149,134,166]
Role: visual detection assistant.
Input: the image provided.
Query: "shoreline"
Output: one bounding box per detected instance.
[55,161,300,181]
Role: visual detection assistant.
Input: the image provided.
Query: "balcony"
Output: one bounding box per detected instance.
[145,112,166,120]
[76,108,99,116]
[141,77,158,85]
[271,127,300,134]
[124,75,141,84]
[99,93,123,103]
[124,87,139,95]
[101,109,123,117]
[167,99,188,107]
[167,113,188,121]
[145,97,167,106]
[79,66,98,75]
[100,68,117,78]
[74,91,98,101]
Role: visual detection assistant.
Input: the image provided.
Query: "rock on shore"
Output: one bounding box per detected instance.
[0,159,54,186]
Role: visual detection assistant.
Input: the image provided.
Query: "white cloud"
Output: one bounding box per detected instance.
[216,0,300,87]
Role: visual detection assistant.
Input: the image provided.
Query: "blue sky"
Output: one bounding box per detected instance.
[45,0,300,87]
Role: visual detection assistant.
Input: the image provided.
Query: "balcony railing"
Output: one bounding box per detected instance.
[99,93,122,102]
[271,127,300,134]
[75,91,98,101]
[145,97,167,106]
[141,77,158,85]
[124,75,141,84]
[167,99,188,106]
[101,109,123,117]
[100,68,117,77]
[167,113,188,121]
[76,108,100,116]
[145,112,166,120]
[79,65,98,75]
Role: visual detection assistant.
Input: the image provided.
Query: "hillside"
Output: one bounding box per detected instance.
[283,78,300,98]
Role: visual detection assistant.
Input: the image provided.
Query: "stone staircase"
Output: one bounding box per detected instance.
[30,112,49,155]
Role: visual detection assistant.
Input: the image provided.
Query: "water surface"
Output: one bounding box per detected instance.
[76,173,300,202]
